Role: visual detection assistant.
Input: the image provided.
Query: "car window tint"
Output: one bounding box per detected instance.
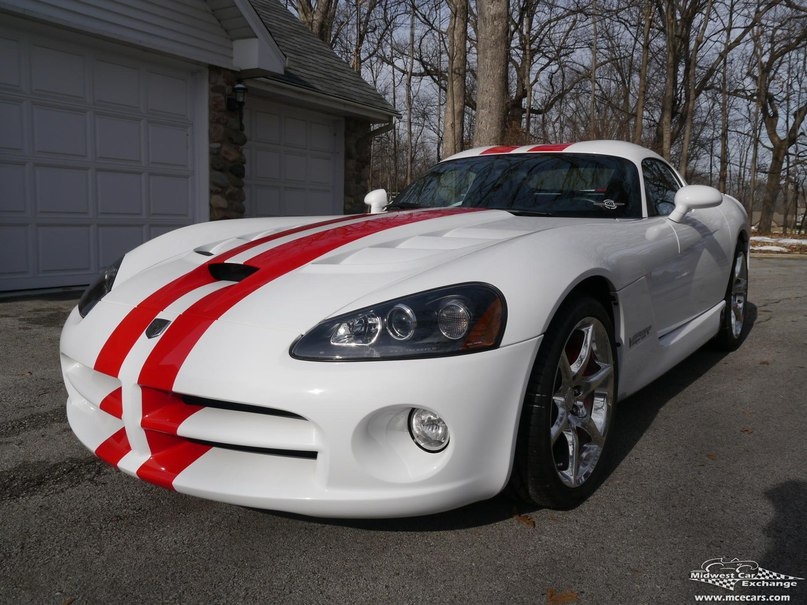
[642,158,682,216]
[397,154,642,218]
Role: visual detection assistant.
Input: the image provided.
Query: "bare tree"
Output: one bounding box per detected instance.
[752,8,807,233]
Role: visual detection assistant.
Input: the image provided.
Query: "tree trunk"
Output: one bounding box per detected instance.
[759,145,787,234]
[758,103,807,233]
[717,0,735,192]
[659,0,677,159]
[589,0,598,140]
[678,0,713,177]
[296,0,338,44]
[633,1,652,145]
[718,58,729,191]
[473,0,509,146]
[443,0,468,157]
[405,3,415,183]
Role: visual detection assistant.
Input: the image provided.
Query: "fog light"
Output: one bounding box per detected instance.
[408,408,449,452]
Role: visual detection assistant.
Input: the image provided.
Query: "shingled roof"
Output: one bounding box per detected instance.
[249,0,397,121]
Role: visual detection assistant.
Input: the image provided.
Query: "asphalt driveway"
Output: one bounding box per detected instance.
[1,256,805,604]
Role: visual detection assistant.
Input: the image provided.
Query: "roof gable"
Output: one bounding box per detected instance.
[248,0,396,121]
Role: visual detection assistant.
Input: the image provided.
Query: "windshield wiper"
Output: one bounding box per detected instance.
[508,209,554,217]
[385,201,423,211]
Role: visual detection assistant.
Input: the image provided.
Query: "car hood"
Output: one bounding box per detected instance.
[99,208,625,336]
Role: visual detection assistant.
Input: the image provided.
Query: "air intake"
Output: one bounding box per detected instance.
[207,263,258,282]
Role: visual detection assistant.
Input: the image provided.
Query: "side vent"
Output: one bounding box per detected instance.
[182,395,306,420]
[208,263,259,282]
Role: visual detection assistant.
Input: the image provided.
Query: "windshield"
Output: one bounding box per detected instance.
[390,153,642,218]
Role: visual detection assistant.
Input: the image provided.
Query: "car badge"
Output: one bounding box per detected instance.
[145,318,171,339]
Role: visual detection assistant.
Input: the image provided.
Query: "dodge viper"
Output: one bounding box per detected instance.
[60,140,749,517]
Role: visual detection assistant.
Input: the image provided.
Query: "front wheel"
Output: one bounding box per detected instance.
[509,297,617,509]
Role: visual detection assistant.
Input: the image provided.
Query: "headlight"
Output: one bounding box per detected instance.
[290,283,506,361]
[78,257,123,317]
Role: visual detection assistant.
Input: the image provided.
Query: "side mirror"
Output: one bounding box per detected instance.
[668,185,723,223]
[364,189,388,214]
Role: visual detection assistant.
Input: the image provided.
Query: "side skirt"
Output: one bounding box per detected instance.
[617,300,724,400]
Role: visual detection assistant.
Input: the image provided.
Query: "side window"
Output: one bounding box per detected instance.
[642,159,682,216]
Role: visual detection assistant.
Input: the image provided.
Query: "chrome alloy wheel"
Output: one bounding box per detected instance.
[728,250,748,340]
[550,317,615,488]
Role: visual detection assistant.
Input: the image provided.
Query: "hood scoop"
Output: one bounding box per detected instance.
[208,263,258,282]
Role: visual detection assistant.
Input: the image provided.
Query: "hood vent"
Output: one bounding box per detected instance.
[208,263,259,282]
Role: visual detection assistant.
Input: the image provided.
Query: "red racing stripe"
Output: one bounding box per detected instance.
[93,215,358,378]
[138,208,481,392]
[99,387,123,419]
[480,145,519,155]
[136,440,212,490]
[95,427,131,467]
[140,388,204,434]
[527,143,572,152]
[135,389,209,490]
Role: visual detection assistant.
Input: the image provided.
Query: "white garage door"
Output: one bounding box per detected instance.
[0,20,205,292]
[244,98,344,217]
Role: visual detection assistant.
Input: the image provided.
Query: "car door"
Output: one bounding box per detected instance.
[641,158,729,336]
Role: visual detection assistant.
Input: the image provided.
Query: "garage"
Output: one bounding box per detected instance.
[0,0,396,294]
[0,18,207,292]
[243,98,344,217]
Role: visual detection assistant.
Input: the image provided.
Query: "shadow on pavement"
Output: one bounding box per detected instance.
[763,480,807,602]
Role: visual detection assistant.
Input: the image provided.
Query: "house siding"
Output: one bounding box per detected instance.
[0,0,236,68]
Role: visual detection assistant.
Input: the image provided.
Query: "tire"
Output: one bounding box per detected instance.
[509,297,617,509]
[713,241,748,351]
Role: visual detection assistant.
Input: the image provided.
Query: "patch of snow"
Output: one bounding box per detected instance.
[751,245,790,253]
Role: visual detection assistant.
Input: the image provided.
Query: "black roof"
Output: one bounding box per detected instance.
[249,0,397,120]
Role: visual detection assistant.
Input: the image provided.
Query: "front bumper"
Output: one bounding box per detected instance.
[61,305,541,518]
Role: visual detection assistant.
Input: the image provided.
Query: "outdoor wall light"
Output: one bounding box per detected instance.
[227,81,248,130]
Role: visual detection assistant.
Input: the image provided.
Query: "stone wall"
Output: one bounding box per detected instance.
[343,118,372,214]
[208,67,247,220]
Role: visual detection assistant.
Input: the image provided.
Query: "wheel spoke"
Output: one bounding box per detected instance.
[578,363,613,400]
[550,405,570,445]
[580,413,605,448]
[569,324,594,375]
[557,351,573,390]
[563,426,580,484]
[732,277,748,296]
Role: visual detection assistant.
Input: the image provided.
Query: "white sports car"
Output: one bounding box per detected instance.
[60,141,749,518]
